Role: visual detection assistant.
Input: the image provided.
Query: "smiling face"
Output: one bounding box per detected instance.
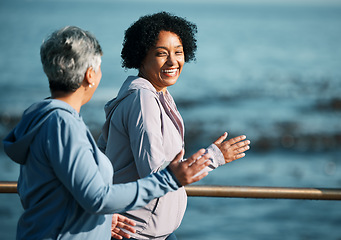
[139,31,185,93]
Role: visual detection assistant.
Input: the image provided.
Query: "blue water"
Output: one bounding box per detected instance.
[1,0,341,239]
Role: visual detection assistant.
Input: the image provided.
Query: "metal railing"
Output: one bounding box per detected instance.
[0,181,17,193]
[185,185,341,200]
[1,181,341,200]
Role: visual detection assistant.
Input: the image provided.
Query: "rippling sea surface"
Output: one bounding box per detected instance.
[1,0,341,239]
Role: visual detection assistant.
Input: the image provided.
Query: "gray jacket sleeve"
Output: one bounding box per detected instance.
[126,89,170,177]
[206,143,225,168]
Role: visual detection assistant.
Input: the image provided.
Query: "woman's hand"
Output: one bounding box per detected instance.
[168,149,211,186]
[111,214,136,239]
[214,132,250,164]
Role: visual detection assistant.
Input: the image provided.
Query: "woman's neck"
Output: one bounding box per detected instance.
[138,72,167,93]
[51,90,83,113]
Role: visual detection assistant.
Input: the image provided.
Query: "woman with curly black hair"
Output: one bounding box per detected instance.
[99,12,250,240]
[121,11,198,69]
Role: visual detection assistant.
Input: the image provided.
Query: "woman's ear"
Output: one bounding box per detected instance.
[84,67,94,86]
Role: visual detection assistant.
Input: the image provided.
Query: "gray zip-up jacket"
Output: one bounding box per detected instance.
[98,76,225,239]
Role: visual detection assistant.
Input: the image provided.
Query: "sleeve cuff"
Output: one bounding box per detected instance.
[206,143,225,168]
[165,166,182,187]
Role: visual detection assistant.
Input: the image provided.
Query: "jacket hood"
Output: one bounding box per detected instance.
[101,76,157,141]
[3,99,77,165]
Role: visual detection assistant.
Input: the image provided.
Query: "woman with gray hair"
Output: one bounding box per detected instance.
[2,26,212,240]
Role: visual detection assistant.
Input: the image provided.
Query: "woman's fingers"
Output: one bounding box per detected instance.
[115,215,136,232]
[172,149,185,163]
[213,132,228,145]
[168,149,211,186]
[190,171,209,182]
[229,143,250,162]
[231,140,250,151]
[187,149,206,161]
[119,215,136,227]
[227,135,247,145]
[111,229,131,239]
[111,214,136,239]
[184,150,211,183]
[215,135,250,163]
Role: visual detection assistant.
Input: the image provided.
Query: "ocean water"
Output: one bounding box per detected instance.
[1,0,341,239]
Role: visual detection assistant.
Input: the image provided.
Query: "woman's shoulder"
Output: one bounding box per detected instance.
[116,88,161,117]
[137,87,158,99]
[48,108,77,121]
[45,105,83,130]
[121,86,159,105]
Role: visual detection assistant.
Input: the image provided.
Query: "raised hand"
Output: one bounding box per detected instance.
[111,214,136,239]
[214,132,250,163]
[168,149,211,186]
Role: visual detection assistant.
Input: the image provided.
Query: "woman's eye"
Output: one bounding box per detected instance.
[156,52,167,56]
[176,51,184,55]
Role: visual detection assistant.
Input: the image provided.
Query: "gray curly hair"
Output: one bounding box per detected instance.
[40,26,103,92]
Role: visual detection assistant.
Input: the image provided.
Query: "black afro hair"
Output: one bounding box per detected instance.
[121,11,198,69]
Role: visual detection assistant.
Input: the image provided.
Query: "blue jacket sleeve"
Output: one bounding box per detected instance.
[45,112,179,214]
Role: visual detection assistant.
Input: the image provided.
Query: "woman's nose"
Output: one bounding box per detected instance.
[166,53,177,65]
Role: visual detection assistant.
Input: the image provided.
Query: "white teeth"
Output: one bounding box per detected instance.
[162,69,177,73]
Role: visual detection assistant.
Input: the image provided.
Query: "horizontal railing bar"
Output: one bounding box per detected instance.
[0,181,17,193]
[1,182,341,200]
[185,185,341,200]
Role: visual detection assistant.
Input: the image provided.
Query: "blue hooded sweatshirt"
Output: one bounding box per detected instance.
[3,99,180,240]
